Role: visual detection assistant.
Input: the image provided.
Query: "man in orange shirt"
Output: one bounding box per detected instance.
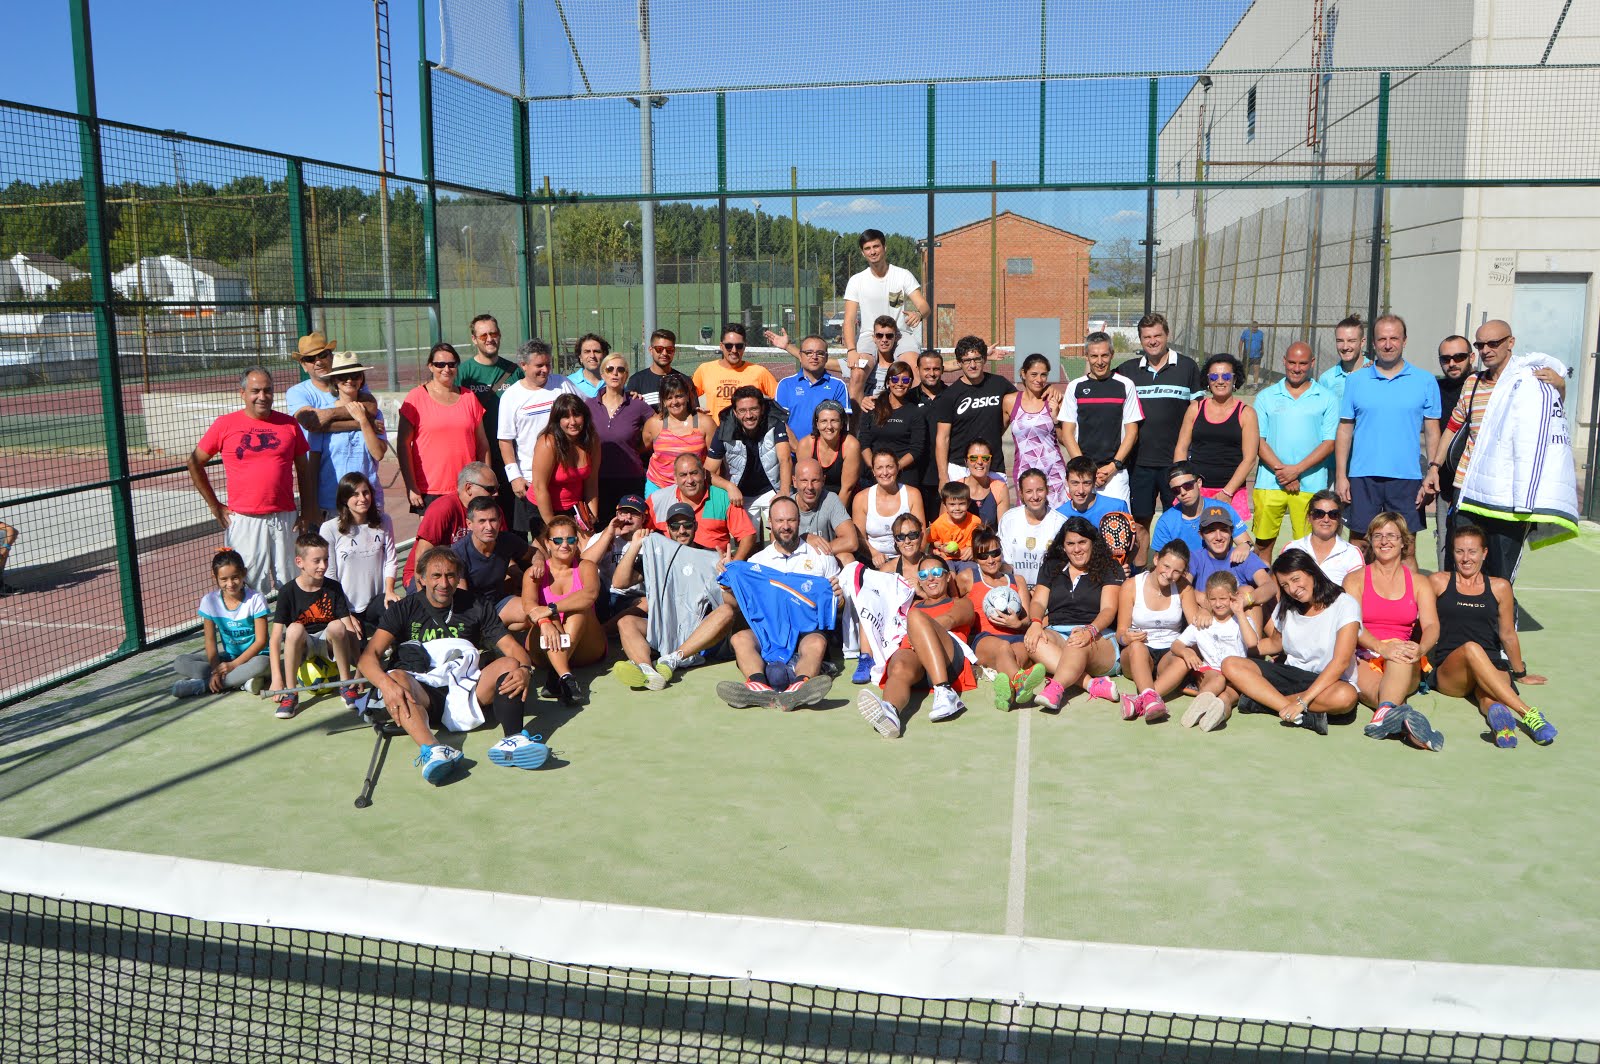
[693,323,778,421]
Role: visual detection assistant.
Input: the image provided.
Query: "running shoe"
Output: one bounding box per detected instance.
[1120,692,1143,721]
[340,684,364,711]
[991,669,1014,711]
[1085,675,1117,702]
[611,660,649,690]
[928,686,965,722]
[486,730,550,769]
[556,673,583,706]
[851,653,875,685]
[1180,694,1207,728]
[171,677,207,698]
[1197,694,1229,732]
[1363,703,1406,741]
[414,743,463,784]
[1035,679,1065,712]
[1398,706,1444,752]
[776,675,832,712]
[1298,710,1329,736]
[1142,691,1169,725]
[275,694,300,719]
[1520,708,1557,746]
[243,675,267,695]
[1486,703,1518,749]
[717,680,779,708]
[857,689,903,738]
[1011,664,1046,706]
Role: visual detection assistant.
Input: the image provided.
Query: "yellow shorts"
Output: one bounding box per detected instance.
[1251,488,1312,543]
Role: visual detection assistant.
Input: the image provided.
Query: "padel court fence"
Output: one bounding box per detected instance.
[3,3,1600,705]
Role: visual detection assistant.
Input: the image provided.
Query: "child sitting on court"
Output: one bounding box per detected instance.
[1153,570,1259,732]
[928,481,982,563]
[269,532,359,719]
[172,548,270,698]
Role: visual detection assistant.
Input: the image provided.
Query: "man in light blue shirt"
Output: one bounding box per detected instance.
[1316,313,1368,401]
[1251,341,1338,559]
[772,333,852,442]
[1055,455,1125,526]
[1238,320,1265,388]
[1334,314,1441,543]
[570,333,608,398]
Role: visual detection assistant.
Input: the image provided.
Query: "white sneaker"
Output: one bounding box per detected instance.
[414,744,463,785]
[857,690,902,739]
[243,675,266,695]
[928,686,965,722]
[486,730,551,769]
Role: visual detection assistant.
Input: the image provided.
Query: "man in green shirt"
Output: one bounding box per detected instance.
[456,314,523,519]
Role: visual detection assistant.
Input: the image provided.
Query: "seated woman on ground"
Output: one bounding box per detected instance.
[1024,516,1125,712]
[1154,570,1259,732]
[1427,523,1556,747]
[856,554,978,735]
[962,527,1044,710]
[521,515,605,706]
[856,449,924,568]
[1115,539,1199,724]
[1219,548,1360,735]
[1343,511,1444,752]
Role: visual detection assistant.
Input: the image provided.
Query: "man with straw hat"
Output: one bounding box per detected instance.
[286,331,381,517]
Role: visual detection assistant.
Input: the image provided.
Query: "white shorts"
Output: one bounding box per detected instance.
[1100,468,1130,507]
[227,510,295,594]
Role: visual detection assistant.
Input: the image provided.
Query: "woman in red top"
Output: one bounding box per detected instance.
[397,342,487,512]
[529,393,600,536]
[960,527,1044,710]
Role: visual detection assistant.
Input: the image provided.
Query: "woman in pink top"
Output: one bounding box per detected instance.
[1342,511,1442,747]
[640,376,717,496]
[520,515,604,705]
[530,393,600,535]
[1004,353,1068,508]
[397,342,487,512]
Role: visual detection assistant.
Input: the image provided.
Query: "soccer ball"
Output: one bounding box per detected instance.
[982,584,1025,625]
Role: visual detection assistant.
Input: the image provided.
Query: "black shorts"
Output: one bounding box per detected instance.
[414,681,448,729]
[1256,659,1321,696]
[1128,465,1178,522]
[972,629,1027,649]
[513,495,544,538]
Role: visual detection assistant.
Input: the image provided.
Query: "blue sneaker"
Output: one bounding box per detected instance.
[1520,708,1557,746]
[1397,706,1444,752]
[1487,703,1518,748]
[414,744,462,785]
[486,730,550,769]
[851,653,875,685]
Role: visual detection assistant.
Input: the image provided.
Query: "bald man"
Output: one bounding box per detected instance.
[793,457,861,566]
[1251,340,1340,560]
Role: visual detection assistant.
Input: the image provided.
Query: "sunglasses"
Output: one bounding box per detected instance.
[1208,372,1234,382]
[431,361,460,369]
[893,531,922,542]
[1473,336,1510,351]
[966,454,992,463]
[666,519,695,530]
[874,332,897,339]
[301,352,333,363]
[547,535,579,546]
[651,345,675,354]
[475,330,501,339]
[1439,352,1471,365]
[1170,479,1198,492]
[887,374,913,384]
[721,342,745,351]
[1309,508,1341,519]
[974,548,1003,560]
[918,567,948,580]
[603,365,628,373]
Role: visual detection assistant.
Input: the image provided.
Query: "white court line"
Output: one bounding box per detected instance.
[1004,705,1032,936]
[0,618,124,634]
[1514,586,1600,593]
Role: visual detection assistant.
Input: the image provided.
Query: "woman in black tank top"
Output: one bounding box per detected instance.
[796,400,861,508]
[1426,524,1554,745]
[1174,354,1260,512]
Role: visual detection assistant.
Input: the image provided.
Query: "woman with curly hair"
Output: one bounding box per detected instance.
[1023,516,1126,711]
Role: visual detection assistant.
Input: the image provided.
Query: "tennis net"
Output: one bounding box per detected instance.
[4,838,1597,1063]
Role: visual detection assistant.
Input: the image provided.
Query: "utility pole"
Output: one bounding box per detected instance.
[635,0,659,347]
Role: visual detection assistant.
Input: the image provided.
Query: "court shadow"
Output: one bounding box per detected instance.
[1515,602,1543,632]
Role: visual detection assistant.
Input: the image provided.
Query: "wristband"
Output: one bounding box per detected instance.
[1079,624,1099,639]
[504,462,524,482]
[1510,667,1527,680]
[1428,460,1442,469]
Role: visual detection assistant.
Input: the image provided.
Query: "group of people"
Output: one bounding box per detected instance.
[177,228,1572,786]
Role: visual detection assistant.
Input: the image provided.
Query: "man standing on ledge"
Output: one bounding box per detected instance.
[189,367,314,594]
[842,228,929,365]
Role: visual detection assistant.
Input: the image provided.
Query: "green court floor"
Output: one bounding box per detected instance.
[2,528,1597,972]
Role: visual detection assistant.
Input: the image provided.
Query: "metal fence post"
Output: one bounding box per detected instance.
[418,21,441,345]
[717,92,729,328]
[926,83,937,320]
[70,0,145,654]
[513,95,536,344]
[1365,72,1390,334]
[286,159,314,336]
[1143,77,1158,316]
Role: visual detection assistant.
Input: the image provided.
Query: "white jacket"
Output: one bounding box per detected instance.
[1457,353,1578,545]
[407,638,485,732]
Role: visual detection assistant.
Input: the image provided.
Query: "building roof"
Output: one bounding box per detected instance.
[8,252,87,283]
[934,210,1095,247]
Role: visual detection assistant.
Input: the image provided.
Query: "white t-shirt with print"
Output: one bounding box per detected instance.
[844,264,922,354]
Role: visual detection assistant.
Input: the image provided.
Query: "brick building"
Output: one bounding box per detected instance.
[929,211,1094,350]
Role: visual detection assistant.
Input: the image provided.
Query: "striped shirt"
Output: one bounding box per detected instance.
[1447,372,1497,490]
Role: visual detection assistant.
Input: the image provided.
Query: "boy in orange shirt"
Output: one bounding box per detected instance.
[928,481,982,562]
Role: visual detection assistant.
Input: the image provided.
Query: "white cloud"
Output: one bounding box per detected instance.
[809,197,886,219]
[1105,209,1143,224]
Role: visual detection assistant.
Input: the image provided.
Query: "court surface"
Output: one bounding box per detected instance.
[1,523,1597,974]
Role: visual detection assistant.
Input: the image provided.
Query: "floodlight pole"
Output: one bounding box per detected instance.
[637,0,658,349]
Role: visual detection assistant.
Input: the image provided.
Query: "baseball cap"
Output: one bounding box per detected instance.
[1198,503,1234,530]
[615,494,646,514]
[664,502,696,523]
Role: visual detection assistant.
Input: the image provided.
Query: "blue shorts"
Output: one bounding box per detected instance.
[1348,476,1425,536]
[1048,625,1121,678]
[972,629,1027,649]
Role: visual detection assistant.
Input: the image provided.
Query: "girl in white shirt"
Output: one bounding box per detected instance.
[320,471,399,641]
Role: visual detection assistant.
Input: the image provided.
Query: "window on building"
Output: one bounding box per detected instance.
[1006,257,1034,276]
[1247,85,1257,143]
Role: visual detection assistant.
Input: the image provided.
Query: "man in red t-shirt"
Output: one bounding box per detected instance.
[188,367,313,593]
[644,453,756,558]
[401,461,502,588]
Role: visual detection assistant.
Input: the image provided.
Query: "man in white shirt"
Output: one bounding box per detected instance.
[997,469,1066,585]
[842,228,929,360]
[496,338,579,534]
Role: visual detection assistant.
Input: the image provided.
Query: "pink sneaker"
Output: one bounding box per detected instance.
[1035,679,1065,711]
[1086,676,1117,702]
[1120,692,1142,721]
[1142,691,1170,724]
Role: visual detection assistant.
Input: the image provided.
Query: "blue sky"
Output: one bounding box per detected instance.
[2,1,1246,251]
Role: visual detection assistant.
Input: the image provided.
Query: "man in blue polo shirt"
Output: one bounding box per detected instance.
[768,332,852,442]
[1238,320,1265,389]
[1334,313,1440,546]
[1252,340,1338,560]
